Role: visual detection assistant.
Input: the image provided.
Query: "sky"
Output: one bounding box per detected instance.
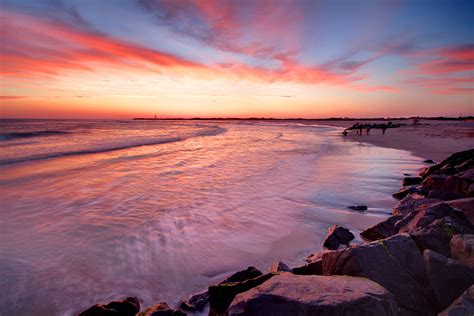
[0,0,473,119]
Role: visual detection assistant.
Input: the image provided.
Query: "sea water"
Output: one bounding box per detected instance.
[0,119,425,315]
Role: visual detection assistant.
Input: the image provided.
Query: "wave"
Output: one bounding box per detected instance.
[0,130,70,141]
[0,126,226,166]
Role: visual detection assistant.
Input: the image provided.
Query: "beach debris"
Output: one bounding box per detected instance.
[347,205,367,211]
[138,302,186,316]
[402,176,423,186]
[228,273,398,316]
[323,225,355,250]
[423,249,474,311]
[439,285,474,316]
[424,159,435,164]
[323,234,436,315]
[268,261,291,273]
[79,297,140,316]
[450,234,474,268]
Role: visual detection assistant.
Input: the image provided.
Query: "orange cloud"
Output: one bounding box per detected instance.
[0,8,396,99]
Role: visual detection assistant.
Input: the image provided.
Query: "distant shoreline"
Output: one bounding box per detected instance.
[133,116,474,121]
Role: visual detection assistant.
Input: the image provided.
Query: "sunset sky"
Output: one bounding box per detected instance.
[1,0,473,119]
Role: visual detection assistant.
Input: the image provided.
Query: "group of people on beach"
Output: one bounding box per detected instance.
[342,121,393,136]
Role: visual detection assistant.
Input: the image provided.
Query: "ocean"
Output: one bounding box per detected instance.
[0,119,424,315]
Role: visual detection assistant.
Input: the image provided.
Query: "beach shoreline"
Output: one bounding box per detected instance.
[315,119,473,161]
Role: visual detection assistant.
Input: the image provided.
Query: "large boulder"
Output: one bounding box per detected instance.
[138,302,186,316]
[323,225,355,250]
[392,187,420,200]
[393,203,473,256]
[421,149,474,179]
[420,175,447,193]
[451,234,474,268]
[208,273,275,314]
[221,266,263,283]
[292,260,322,275]
[228,273,398,316]
[423,250,474,311]
[403,176,423,186]
[392,193,441,216]
[360,216,402,241]
[322,234,435,315]
[439,285,474,316]
[409,216,473,257]
[397,203,468,233]
[427,190,464,201]
[444,169,474,198]
[447,198,474,225]
[79,297,140,316]
[182,266,263,313]
[268,261,291,273]
[179,291,208,312]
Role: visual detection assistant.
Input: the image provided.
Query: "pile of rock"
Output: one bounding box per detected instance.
[78,149,474,316]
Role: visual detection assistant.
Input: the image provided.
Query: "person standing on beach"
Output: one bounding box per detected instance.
[359,125,363,136]
[366,125,372,135]
[382,124,388,135]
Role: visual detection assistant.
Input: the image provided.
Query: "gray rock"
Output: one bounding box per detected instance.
[79,297,140,316]
[423,250,474,311]
[451,234,474,268]
[208,273,275,314]
[181,267,263,313]
[393,187,421,200]
[447,198,474,225]
[268,261,291,273]
[228,273,398,316]
[398,203,467,233]
[138,302,186,316]
[444,172,474,198]
[392,193,441,216]
[179,291,208,312]
[360,216,402,241]
[420,175,448,193]
[292,259,322,275]
[347,205,368,211]
[427,190,464,201]
[323,225,355,250]
[439,285,474,316]
[421,149,474,179]
[221,266,263,284]
[322,234,435,315]
[403,176,423,186]
[409,216,474,257]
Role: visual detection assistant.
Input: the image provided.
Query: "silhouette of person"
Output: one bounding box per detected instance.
[382,124,388,135]
[366,125,371,135]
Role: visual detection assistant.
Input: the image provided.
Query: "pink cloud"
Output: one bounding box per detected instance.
[402,44,474,94]
[0,9,394,93]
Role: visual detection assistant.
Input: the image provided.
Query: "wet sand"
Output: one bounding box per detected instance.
[318,119,474,161]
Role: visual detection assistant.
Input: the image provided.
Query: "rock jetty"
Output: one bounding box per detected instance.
[78,149,474,315]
